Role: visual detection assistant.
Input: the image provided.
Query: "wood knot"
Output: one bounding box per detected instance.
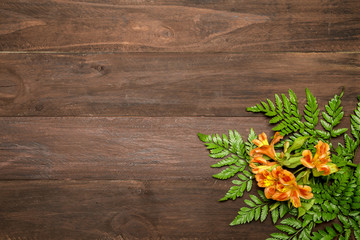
[90,64,110,75]
[35,104,44,111]
[0,68,23,104]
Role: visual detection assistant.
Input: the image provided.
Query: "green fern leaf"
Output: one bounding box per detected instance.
[219,183,246,201]
[261,204,269,222]
[276,225,297,235]
[212,165,244,179]
[271,207,280,224]
[247,90,302,136]
[269,232,289,240]
[211,155,245,168]
[250,194,263,204]
[319,90,347,139]
[279,203,289,218]
[280,217,302,229]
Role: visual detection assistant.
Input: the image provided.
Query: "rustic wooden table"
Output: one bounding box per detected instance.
[0,0,359,239]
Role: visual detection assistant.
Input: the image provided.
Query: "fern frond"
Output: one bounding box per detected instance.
[319,90,348,139]
[312,224,344,240]
[246,89,303,136]
[303,88,320,136]
[219,171,254,201]
[270,218,314,240]
[230,192,270,225]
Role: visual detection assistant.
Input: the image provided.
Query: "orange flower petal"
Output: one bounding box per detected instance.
[315,140,330,156]
[270,132,283,145]
[301,150,315,168]
[298,185,313,199]
[272,191,291,201]
[272,166,283,178]
[259,132,268,142]
[252,132,269,147]
[252,139,263,147]
[251,156,269,165]
[265,186,276,199]
[251,145,277,160]
[317,164,331,176]
[290,190,301,208]
[279,169,296,185]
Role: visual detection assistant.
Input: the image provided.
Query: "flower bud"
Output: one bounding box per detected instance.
[281,156,303,168]
[284,141,290,153]
[288,136,310,153]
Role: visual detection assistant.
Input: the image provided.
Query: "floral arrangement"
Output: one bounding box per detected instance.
[198,89,360,240]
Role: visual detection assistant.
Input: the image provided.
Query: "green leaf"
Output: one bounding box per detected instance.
[279,203,289,218]
[321,119,332,131]
[255,206,261,221]
[287,136,309,152]
[230,207,256,225]
[243,170,253,178]
[289,89,298,105]
[271,207,279,224]
[250,195,263,204]
[282,94,291,113]
[219,182,247,201]
[270,115,283,124]
[261,204,269,222]
[276,225,297,234]
[316,129,330,139]
[332,128,348,138]
[246,179,253,192]
[270,232,289,240]
[333,223,343,233]
[280,217,302,229]
[275,94,283,112]
[211,155,243,168]
[244,199,257,207]
[213,165,244,179]
[246,90,302,136]
[258,190,267,201]
[298,207,306,218]
[197,133,212,142]
[237,174,248,181]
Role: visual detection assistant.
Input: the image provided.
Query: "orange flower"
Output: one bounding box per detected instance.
[255,166,283,199]
[273,183,313,208]
[250,132,283,160]
[301,140,332,175]
[255,166,313,208]
[249,156,277,174]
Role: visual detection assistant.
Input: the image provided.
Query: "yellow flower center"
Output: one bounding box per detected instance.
[263,175,275,187]
[259,139,269,147]
[278,185,292,192]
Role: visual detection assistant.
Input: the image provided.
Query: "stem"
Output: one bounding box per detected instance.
[289,220,314,240]
[346,162,358,168]
[293,167,306,175]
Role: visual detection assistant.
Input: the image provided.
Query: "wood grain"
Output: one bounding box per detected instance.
[0,0,359,52]
[0,116,355,181]
[0,53,359,117]
[0,117,271,180]
[0,179,276,239]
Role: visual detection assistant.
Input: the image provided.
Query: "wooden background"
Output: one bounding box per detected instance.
[0,0,360,239]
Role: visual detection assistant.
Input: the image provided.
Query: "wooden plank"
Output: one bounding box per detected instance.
[0,53,359,117]
[0,116,273,180]
[0,0,359,52]
[0,116,355,181]
[0,179,275,239]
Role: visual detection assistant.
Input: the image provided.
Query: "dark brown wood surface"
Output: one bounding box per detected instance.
[1,0,360,52]
[0,0,359,239]
[0,53,359,117]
